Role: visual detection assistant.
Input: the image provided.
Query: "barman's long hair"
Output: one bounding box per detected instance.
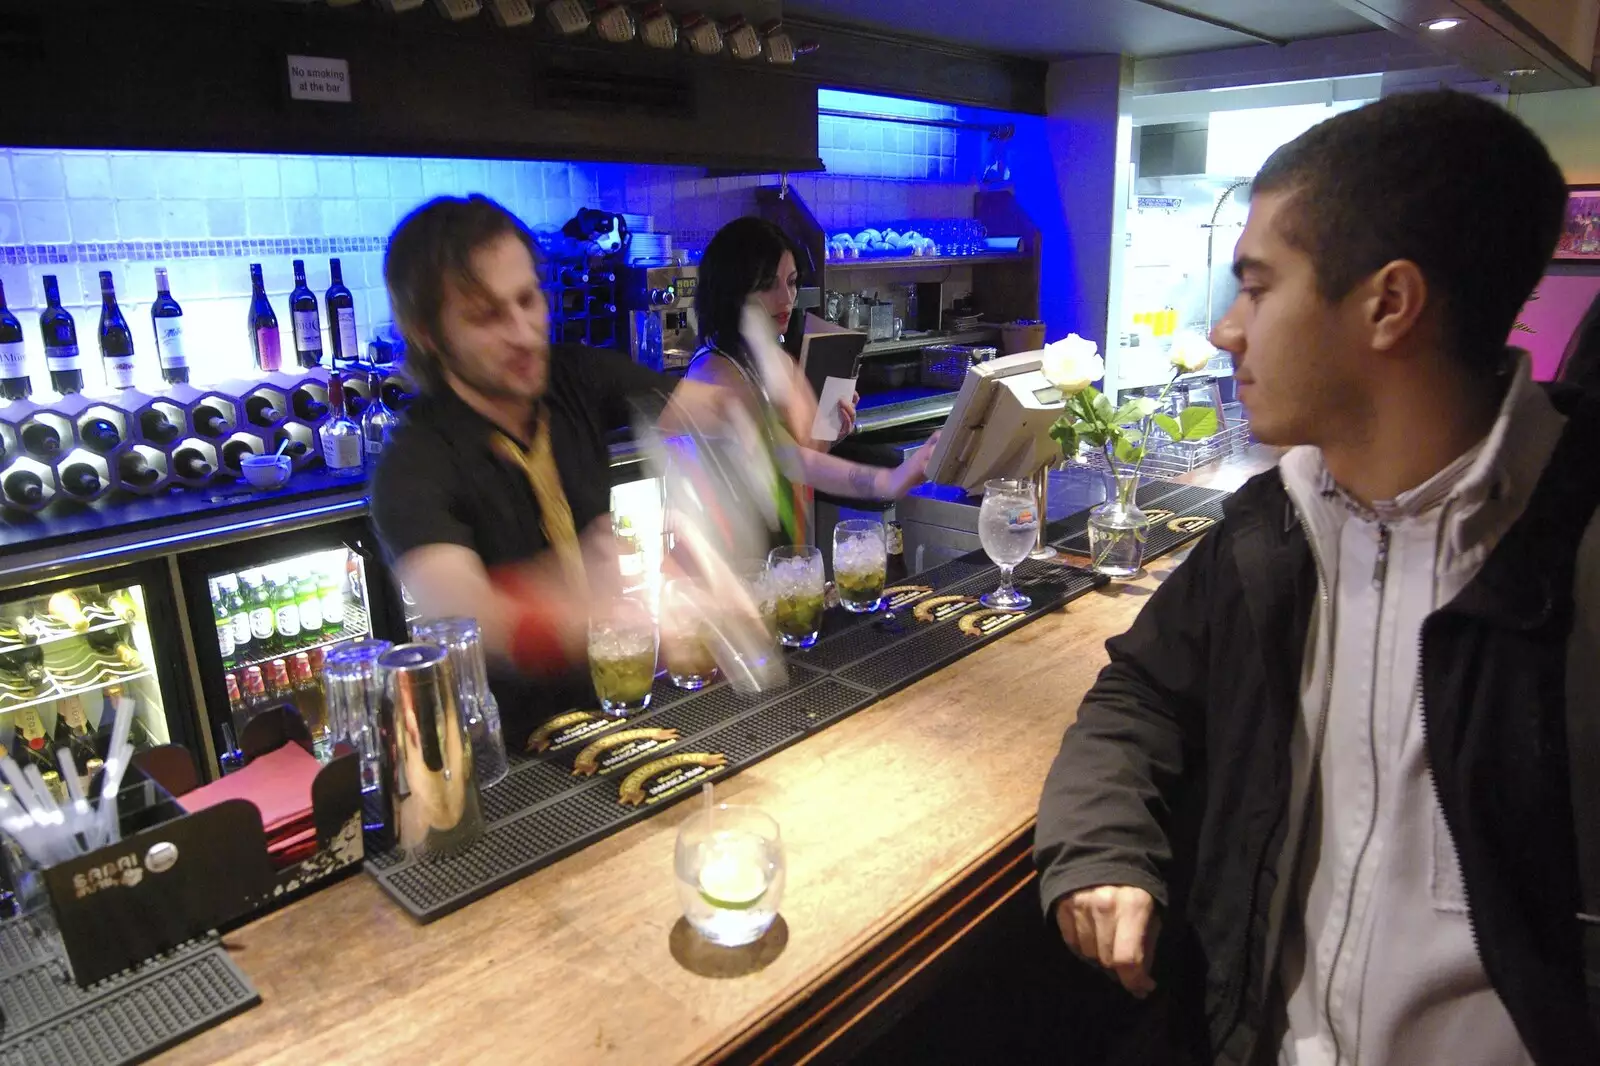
[384,194,545,395]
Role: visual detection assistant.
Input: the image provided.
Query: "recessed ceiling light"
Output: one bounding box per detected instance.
[1504,68,1539,77]
[1424,17,1462,31]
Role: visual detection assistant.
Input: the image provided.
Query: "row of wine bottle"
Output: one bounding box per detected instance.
[0,257,361,403]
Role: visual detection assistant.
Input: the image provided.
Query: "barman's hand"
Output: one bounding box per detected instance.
[1055,885,1159,998]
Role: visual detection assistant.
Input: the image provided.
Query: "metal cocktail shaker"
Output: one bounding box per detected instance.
[377,643,485,858]
[410,617,509,789]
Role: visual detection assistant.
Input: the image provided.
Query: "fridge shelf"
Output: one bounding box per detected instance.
[0,615,133,657]
[226,603,372,674]
[0,666,155,715]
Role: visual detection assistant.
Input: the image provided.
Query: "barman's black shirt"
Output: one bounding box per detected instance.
[370,344,676,747]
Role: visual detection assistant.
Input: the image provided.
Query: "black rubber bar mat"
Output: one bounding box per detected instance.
[0,921,259,1066]
[1048,481,1230,563]
[368,553,1106,922]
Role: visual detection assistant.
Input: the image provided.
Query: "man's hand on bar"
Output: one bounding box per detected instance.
[1055,885,1159,999]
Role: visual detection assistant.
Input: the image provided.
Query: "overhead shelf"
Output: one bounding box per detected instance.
[861,326,1001,358]
[824,252,1028,271]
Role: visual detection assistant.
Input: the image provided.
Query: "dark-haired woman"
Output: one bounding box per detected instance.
[685,218,936,532]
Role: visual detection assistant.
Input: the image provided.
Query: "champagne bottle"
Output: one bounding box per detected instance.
[247,264,281,373]
[9,707,53,774]
[151,267,189,385]
[0,279,30,402]
[48,590,88,632]
[52,694,98,770]
[85,628,142,670]
[40,275,83,396]
[97,271,137,390]
[325,258,359,367]
[289,259,323,368]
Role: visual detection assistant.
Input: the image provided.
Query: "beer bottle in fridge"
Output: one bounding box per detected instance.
[213,581,236,666]
[295,571,323,634]
[248,576,276,654]
[226,579,253,663]
[272,578,301,649]
[319,568,345,631]
[289,652,328,742]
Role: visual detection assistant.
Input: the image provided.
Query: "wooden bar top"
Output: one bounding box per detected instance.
[156,448,1277,1066]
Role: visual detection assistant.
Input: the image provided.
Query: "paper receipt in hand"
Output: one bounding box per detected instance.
[812,375,857,441]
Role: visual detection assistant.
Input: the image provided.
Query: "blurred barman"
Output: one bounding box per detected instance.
[370,195,735,748]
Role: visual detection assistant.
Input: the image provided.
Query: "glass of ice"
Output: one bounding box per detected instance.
[675,804,786,947]
[977,478,1038,611]
[832,519,887,613]
[661,579,719,691]
[767,545,826,648]
[588,596,658,716]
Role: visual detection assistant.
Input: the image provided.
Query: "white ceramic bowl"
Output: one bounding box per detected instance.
[240,453,292,490]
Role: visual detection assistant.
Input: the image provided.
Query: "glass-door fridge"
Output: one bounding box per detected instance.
[175,519,403,778]
[0,563,200,791]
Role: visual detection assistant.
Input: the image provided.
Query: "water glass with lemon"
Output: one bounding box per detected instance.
[675,801,785,947]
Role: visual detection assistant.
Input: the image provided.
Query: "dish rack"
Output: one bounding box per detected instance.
[920,344,997,389]
[1077,403,1255,478]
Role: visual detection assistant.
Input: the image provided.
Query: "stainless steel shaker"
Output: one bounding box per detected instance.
[410,617,509,789]
[377,643,485,858]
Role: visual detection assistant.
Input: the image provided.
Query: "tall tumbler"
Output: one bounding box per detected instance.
[377,643,485,859]
[411,617,508,788]
[323,638,394,834]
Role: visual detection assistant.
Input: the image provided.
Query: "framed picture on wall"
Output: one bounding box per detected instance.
[1554,184,1600,261]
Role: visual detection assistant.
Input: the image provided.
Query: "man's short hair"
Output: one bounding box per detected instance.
[384,194,543,393]
[1252,90,1567,371]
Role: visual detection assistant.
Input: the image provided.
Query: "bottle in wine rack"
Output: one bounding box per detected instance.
[325,258,359,367]
[20,421,61,458]
[52,694,97,770]
[9,707,54,774]
[80,416,121,455]
[47,590,89,632]
[192,401,231,439]
[289,260,323,368]
[244,394,280,427]
[290,384,328,421]
[272,428,308,459]
[3,467,47,507]
[59,461,102,499]
[220,439,257,470]
[117,451,161,488]
[85,628,142,670]
[97,271,137,390]
[151,267,188,385]
[139,408,182,445]
[0,279,30,402]
[39,275,83,396]
[247,264,281,373]
[171,445,213,481]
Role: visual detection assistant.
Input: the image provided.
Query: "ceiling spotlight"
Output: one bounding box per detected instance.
[431,0,481,19]
[681,12,725,56]
[724,16,762,60]
[485,0,534,26]
[1504,67,1540,77]
[761,20,793,64]
[639,4,679,48]
[1423,17,1462,31]
[545,0,590,35]
[594,1,636,43]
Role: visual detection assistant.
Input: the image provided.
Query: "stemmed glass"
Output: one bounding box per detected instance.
[977,478,1038,611]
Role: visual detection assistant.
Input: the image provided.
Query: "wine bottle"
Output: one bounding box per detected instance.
[290,385,328,421]
[85,628,142,669]
[6,643,45,686]
[151,267,188,385]
[47,590,88,631]
[52,694,97,769]
[360,371,399,458]
[244,394,280,427]
[59,461,102,498]
[247,264,282,373]
[138,407,181,445]
[220,439,256,470]
[80,417,121,455]
[40,275,83,395]
[320,373,364,479]
[289,260,323,368]
[2,468,45,507]
[117,451,160,488]
[0,279,30,402]
[325,258,359,367]
[172,446,213,480]
[272,429,308,458]
[193,402,230,438]
[20,421,61,457]
[97,271,137,390]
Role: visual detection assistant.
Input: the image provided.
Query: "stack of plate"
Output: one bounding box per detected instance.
[946,313,983,332]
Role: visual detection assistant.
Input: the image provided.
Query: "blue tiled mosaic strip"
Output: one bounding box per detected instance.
[0,236,388,266]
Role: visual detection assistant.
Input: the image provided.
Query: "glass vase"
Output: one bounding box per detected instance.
[1087,467,1149,578]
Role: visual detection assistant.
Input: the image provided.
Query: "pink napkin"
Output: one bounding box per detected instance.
[177,743,321,833]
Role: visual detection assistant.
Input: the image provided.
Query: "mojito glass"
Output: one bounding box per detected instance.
[832,519,887,613]
[588,597,658,716]
[767,545,825,648]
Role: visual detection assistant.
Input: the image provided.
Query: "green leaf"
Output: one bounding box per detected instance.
[1177,405,1219,441]
[1113,435,1140,465]
[1091,391,1117,425]
[1112,397,1158,426]
[1152,413,1182,442]
[1049,422,1079,457]
[1080,427,1111,449]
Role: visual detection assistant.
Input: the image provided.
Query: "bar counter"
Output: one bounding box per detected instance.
[154,448,1277,1066]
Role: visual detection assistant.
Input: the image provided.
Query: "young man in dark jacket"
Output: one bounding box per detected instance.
[1035,90,1600,1066]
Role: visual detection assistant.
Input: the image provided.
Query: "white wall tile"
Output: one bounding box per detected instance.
[19,200,70,243]
[388,161,422,201]
[240,156,281,198]
[286,199,321,236]
[246,198,287,237]
[155,157,199,201]
[317,158,355,198]
[359,199,391,236]
[40,267,82,308]
[68,199,118,242]
[194,156,241,200]
[353,158,389,198]
[160,200,208,239]
[0,264,36,310]
[109,154,159,201]
[62,154,113,199]
[116,200,162,240]
[0,157,15,203]
[279,157,318,199]
[515,163,544,206]
[0,203,21,244]
[421,161,455,197]
[12,153,65,200]
[454,159,486,192]
[206,199,246,239]
[321,198,359,234]
[121,263,159,305]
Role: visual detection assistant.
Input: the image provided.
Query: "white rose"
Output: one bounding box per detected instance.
[1169,330,1215,374]
[1039,334,1105,394]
